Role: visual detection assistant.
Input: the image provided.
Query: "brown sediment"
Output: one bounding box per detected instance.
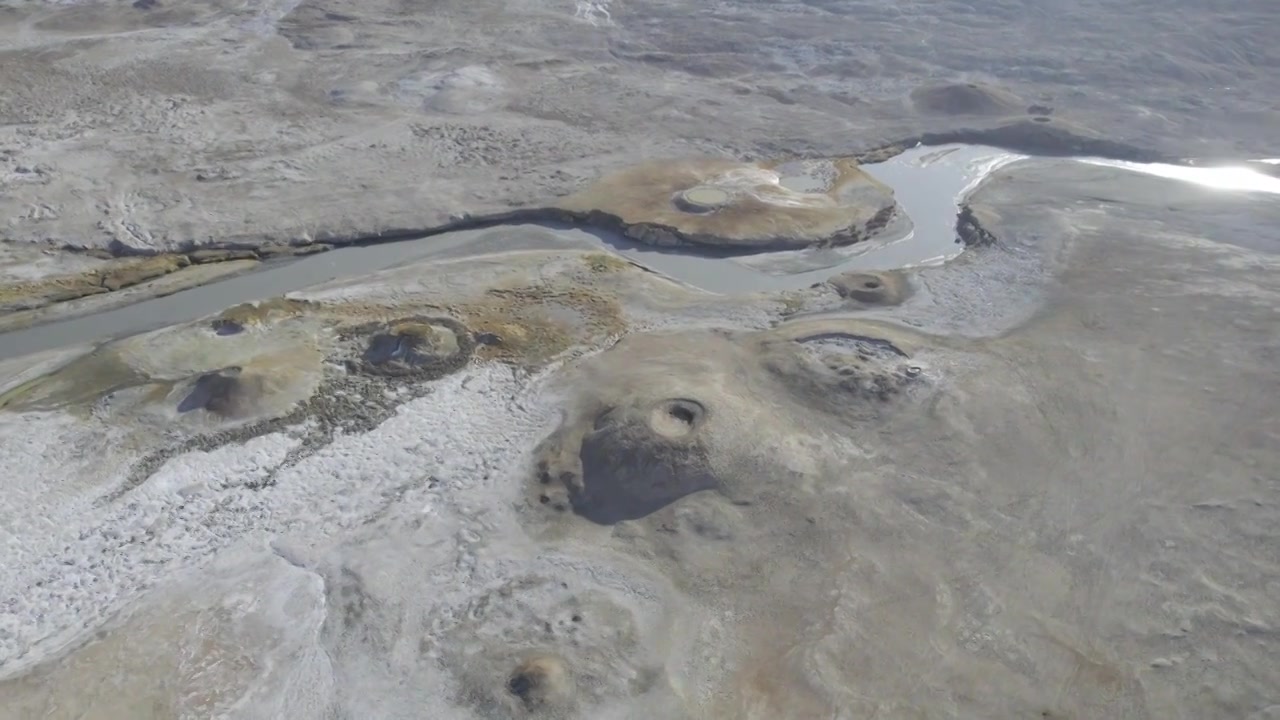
[213,297,316,328]
[187,248,257,264]
[580,252,633,273]
[452,284,626,366]
[530,318,930,526]
[0,255,190,313]
[0,127,1157,335]
[554,155,900,252]
[344,316,474,378]
[0,278,109,313]
[825,270,911,305]
[0,259,263,335]
[0,350,147,413]
[0,245,331,318]
[0,252,645,505]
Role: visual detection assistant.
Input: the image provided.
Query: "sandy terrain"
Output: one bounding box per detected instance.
[1,1,1278,719]
[1,0,1276,257]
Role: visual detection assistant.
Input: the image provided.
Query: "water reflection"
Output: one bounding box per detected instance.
[2,146,1275,361]
[618,144,1025,290]
[1080,158,1280,194]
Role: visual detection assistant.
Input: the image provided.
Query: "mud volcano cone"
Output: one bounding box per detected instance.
[557,156,900,251]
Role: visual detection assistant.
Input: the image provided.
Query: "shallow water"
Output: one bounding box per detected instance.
[1,144,1271,362]
[646,144,1025,287]
[0,230,489,361]
[0,145,1016,360]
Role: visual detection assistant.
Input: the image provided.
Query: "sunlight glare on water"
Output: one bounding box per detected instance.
[1080,158,1280,194]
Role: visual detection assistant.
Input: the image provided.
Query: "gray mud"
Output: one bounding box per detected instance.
[0,143,1011,358]
[13,144,1272,361]
[1,154,1279,720]
[5,145,1277,361]
[2,2,1280,719]
[1,0,1276,254]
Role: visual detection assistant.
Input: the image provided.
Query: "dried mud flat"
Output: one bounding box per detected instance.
[2,1,1280,720]
[1,158,1278,719]
[1,0,1276,258]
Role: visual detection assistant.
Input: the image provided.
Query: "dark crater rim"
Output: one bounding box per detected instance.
[652,397,708,431]
[792,332,909,358]
[341,315,476,378]
[176,368,243,415]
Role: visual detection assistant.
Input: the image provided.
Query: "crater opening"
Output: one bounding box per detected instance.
[508,674,534,699]
[649,398,705,439]
[212,320,243,336]
[177,368,243,415]
[825,271,909,305]
[506,656,571,711]
[348,316,475,378]
[795,333,908,359]
[674,185,731,214]
[669,404,695,425]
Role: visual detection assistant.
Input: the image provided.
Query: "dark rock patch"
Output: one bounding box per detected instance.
[536,395,719,525]
[177,369,245,416]
[910,82,1024,117]
[919,118,1159,161]
[345,316,475,378]
[507,655,573,711]
[765,331,926,415]
[212,319,243,336]
[956,205,998,247]
[573,403,718,524]
[794,333,907,359]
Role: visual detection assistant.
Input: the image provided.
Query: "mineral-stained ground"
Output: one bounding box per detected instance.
[1,1,1278,719]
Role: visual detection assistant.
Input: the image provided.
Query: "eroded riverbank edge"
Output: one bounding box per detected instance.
[71,119,1173,255]
[12,114,1277,355]
[1,121,1163,304]
[0,118,1171,349]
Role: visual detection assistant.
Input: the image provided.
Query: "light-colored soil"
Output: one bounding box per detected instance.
[1,157,1277,718]
[1,0,1275,256]
[0,3,1278,719]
